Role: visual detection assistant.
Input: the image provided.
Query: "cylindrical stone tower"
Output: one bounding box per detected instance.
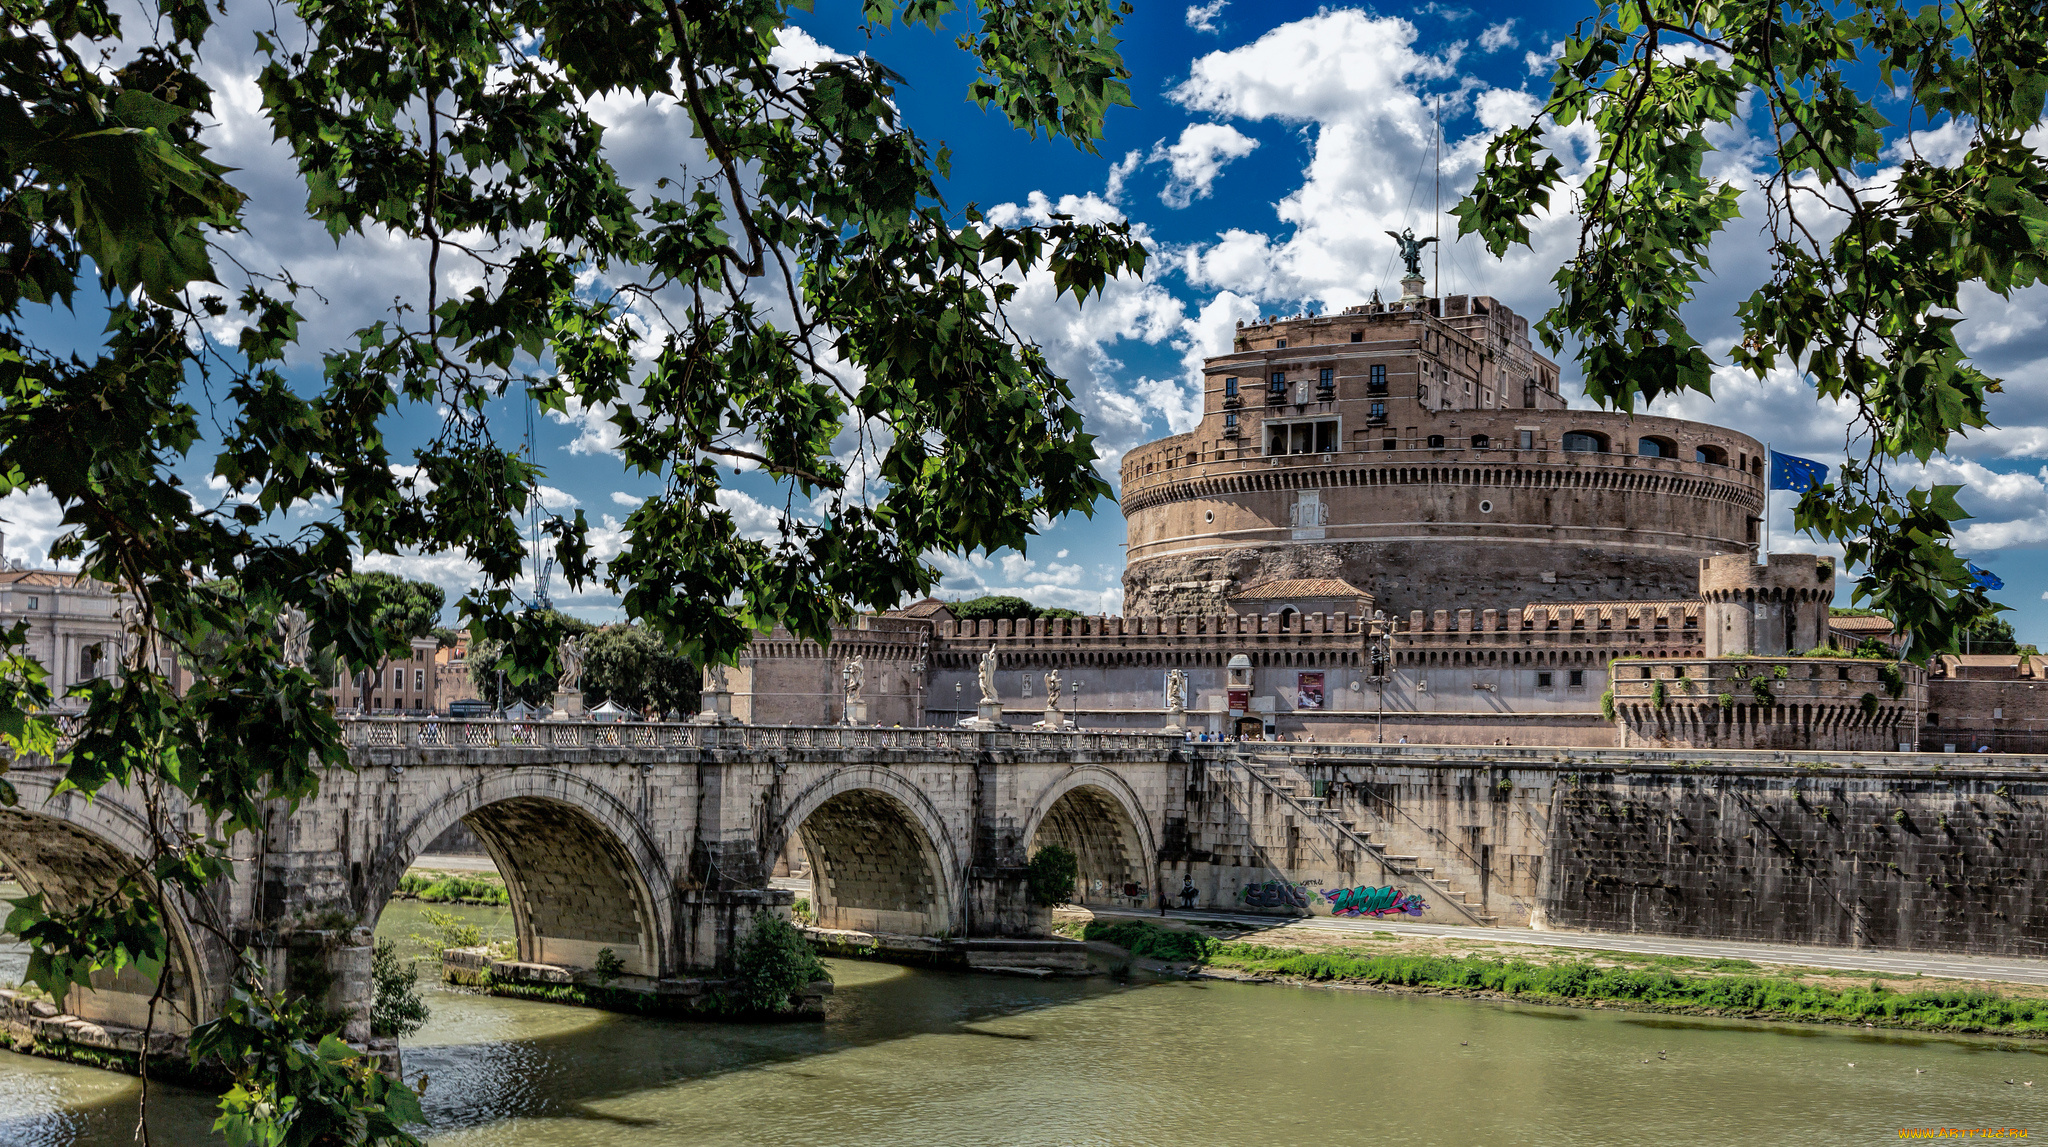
[1699,553,1836,656]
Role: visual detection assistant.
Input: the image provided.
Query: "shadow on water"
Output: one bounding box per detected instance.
[1,959,1172,1145]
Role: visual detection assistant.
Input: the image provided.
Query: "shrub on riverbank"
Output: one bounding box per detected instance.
[397,872,509,905]
[732,911,831,1014]
[1080,919,1220,963]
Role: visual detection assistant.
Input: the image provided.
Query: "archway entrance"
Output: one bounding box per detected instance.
[371,778,670,981]
[0,806,205,1033]
[1026,784,1152,908]
[791,788,954,936]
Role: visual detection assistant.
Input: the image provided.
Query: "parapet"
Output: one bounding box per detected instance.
[1699,553,1835,601]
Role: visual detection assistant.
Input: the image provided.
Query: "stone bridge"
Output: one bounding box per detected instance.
[0,718,1191,1041]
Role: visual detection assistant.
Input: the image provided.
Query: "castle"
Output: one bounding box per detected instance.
[714,270,2045,755]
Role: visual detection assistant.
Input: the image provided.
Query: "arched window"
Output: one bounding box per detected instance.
[1426,434,1446,449]
[1278,608,1297,632]
[78,643,103,679]
[1637,436,1675,457]
[1695,444,1728,466]
[1562,431,1606,453]
[1470,434,1490,449]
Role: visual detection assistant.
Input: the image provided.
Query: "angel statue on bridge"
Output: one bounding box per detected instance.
[978,643,998,704]
[557,636,585,693]
[843,657,864,703]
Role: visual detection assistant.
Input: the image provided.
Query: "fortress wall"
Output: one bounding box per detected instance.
[1544,767,2048,956]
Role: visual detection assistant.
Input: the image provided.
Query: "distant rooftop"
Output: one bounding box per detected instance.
[1229,578,1373,602]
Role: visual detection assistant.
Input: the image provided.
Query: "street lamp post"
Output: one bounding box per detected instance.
[1367,609,1392,745]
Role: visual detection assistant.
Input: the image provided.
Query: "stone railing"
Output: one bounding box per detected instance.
[335,717,1186,755]
[1258,738,2048,772]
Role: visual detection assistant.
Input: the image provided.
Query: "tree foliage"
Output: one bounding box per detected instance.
[948,595,1082,621]
[729,910,829,1014]
[1026,843,1078,907]
[0,0,1143,1137]
[1455,0,2048,658]
[467,611,594,709]
[579,624,698,717]
[369,939,429,1040]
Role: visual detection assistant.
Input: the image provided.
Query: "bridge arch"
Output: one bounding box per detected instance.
[0,774,216,1032]
[771,766,962,937]
[1020,767,1162,908]
[367,770,672,978]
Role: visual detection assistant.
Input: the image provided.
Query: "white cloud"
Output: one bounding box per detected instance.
[1478,20,1517,52]
[0,490,71,570]
[535,485,580,511]
[1526,44,1561,75]
[1104,149,1144,205]
[610,491,645,507]
[1185,0,1228,34]
[1152,123,1262,209]
[924,549,1123,614]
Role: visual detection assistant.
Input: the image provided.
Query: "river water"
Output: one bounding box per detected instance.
[3,887,2046,1145]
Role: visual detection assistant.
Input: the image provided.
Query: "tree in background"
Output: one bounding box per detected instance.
[1458,0,2046,658]
[337,573,444,643]
[949,595,1085,621]
[580,624,698,718]
[0,0,1143,1138]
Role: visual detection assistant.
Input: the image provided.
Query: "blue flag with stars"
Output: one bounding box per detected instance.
[1967,563,2004,592]
[1769,450,1828,492]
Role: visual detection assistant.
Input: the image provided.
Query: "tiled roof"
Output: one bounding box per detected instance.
[1229,578,1373,602]
[1829,615,1896,633]
[0,570,92,588]
[898,598,955,618]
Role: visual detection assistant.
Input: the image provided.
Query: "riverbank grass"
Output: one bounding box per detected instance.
[1073,918,2048,1039]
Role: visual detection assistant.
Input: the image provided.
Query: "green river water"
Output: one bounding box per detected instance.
[3,887,2047,1145]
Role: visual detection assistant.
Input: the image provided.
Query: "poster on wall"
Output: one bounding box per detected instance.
[1297,672,1325,709]
[1228,688,1250,714]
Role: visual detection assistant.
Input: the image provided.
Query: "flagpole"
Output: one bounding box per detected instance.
[1763,441,1771,562]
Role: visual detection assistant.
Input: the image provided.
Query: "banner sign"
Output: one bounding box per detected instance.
[1297,672,1325,709]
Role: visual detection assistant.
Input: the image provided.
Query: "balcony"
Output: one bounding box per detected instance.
[1264,388,1288,407]
[1222,393,1242,409]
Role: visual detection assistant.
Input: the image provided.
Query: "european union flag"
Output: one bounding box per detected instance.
[1967,563,2004,592]
[1769,450,1828,492]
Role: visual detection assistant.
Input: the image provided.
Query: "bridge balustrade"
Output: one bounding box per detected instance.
[324,716,1182,754]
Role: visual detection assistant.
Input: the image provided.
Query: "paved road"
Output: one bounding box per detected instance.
[1090,905,2048,987]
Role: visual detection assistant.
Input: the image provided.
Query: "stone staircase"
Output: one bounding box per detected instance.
[1238,754,1497,926]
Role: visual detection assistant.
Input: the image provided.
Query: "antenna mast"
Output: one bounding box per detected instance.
[1433,96,1441,298]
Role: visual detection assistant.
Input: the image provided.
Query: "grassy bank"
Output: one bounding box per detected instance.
[396,870,509,905]
[1069,918,2048,1039]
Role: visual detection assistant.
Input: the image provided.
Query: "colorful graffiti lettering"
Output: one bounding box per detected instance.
[1322,885,1428,918]
[1239,880,1310,910]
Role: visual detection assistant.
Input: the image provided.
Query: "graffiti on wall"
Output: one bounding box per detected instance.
[1239,879,1311,910]
[1322,885,1429,918]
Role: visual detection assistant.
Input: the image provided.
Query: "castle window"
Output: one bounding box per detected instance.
[1695,444,1727,466]
[1518,430,1534,449]
[1536,672,1553,688]
[1568,669,1585,688]
[1318,367,1335,392]
[25,596,37,610]
[1382,438,1396,450]
[1638,436,1676,457]
[1368,364,1388,393]
[1350,331,1362,342]
[1523,381,1536,408]
[1427,434,1446,449]
[1563,431,1607,453]
[1926,712,1939,726]
[1275,339,1287,348]
[1470,434,1490,449]
[1224,377,1238,397]
[415,669,425,690]
[1224,412,1237,427]
[1369,401,1387,423]
[1838,666,1851,680]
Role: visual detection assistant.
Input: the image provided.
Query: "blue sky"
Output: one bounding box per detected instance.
[9,1,2048,643]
